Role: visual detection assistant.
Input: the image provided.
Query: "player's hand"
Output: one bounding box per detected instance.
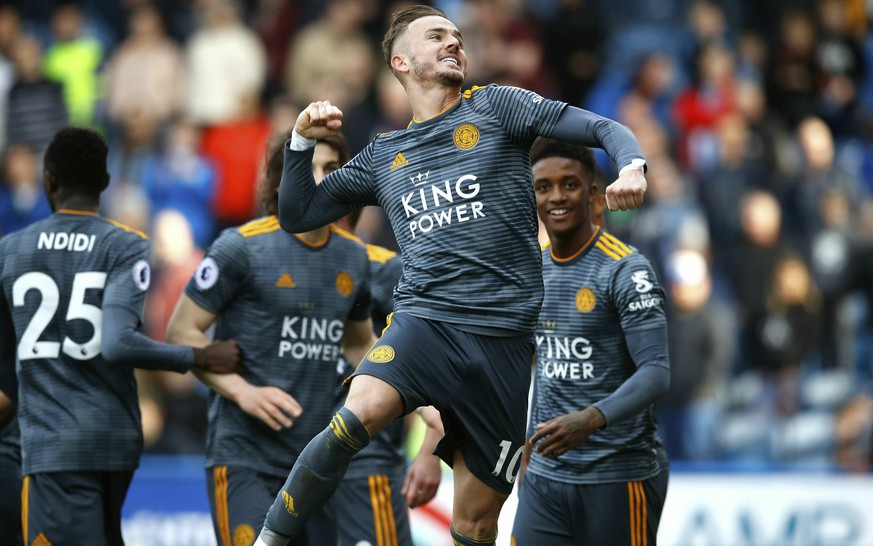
[294,100,343,140]
[402,451,442,508]
[235,385,303,432]
[605,169,647,211]
[530,407,605,459]
[193,340,242,375]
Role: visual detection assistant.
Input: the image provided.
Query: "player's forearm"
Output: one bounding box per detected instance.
[550,106,644,172]
[165,322,211,349]
[593,326,670,426]
[102,305,194,373]
[278,140,352,233]
[192,368,248,403]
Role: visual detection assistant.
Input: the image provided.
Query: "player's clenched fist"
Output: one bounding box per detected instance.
[295,100,344,140]
[605,169,647,211]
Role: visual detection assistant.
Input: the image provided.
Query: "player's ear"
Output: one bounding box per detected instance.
[390,53,409,74]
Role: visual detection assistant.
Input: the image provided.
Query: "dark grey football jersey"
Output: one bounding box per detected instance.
[0,210,152,474]
[319,85,566,334]
[185,218,371,477]
[528,229,668,483]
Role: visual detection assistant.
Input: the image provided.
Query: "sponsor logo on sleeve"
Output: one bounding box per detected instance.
[367,345,395,363]
[194,257,219,290]
[628,269,662,311]
[132,260,150,291]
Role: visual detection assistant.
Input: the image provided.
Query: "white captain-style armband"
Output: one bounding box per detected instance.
[288,130,317,151]
[618,158,647,176]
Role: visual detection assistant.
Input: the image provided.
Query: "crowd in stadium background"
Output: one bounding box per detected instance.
[0,0,871,471]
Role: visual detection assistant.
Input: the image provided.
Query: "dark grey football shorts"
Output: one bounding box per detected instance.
[350,312,535,495]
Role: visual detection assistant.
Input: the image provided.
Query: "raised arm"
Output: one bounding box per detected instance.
[550,106,648,211]
[279,101,355,233]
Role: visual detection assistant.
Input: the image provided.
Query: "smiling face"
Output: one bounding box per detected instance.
[398,15,467,86]
[533,156,596,249]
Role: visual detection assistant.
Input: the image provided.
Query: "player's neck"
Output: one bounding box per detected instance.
[54,195,100,214]
[550,223,597,260]
[297,225,330,245]
[409,84,461,123]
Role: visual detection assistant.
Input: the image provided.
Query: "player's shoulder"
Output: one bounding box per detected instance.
[235,215,281,239]
[364,243,397,265]
[102,217,148,240]
[592,230,636,264]
[461,84,492,101]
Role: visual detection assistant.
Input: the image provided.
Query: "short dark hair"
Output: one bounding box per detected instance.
[43,127,109,196]
[262,133,351,216]
[530,137,596,181]
[381,5,447,66]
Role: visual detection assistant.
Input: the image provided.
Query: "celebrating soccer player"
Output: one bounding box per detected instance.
[512,138,670,545]
[166,134,377,546]
[256,6,649,545]
[0,127,241,546]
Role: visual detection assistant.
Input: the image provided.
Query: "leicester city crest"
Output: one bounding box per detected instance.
[453,123,479,150]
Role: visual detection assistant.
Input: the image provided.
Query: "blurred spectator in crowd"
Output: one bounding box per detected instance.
[534,0,604,104]
[247,0,300,97]
[833,391,873,472]
[0,5,22,152]
[106,107,159,191]
[765,9,818,128]
[184,0,266,125]
[145,209,206,342]
[201,91,271,231]
[461,0,553,95]
[42,2,102,127]
[5,34,67,154]
[785,117,863,255]
[0,143,51,236]
[749,253,822,415]
[141,118,216,249]
[343,67,411,154]
[658,248,736,460]
[628,154,709,282]
[138,209,210,454]
[285,0,377,111]
[616,52,679,135]
[104,4,186,132]
[673,41,740,173]
[814,0,866,139]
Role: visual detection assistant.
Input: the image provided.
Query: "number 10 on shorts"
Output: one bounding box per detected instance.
[491,440,524,483]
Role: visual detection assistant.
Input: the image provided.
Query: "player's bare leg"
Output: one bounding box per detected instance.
[449,449,508,545]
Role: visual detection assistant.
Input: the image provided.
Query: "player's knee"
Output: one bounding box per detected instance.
[451,505,500,538]
[344,376,403,433]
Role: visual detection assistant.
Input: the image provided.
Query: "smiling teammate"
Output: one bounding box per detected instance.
[257,6,648,545]
[512,138,669,545]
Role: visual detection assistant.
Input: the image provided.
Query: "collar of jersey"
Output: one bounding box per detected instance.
[293,228,330,248]
[408,98,462,130]
[550,226,600,264]
[57,209,99,217]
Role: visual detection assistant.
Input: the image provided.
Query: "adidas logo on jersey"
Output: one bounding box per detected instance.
[390,152,408,170]
[32,533,52,546]
[276,273,296,288]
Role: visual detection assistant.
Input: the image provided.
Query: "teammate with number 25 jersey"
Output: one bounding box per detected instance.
[0,128,240,546]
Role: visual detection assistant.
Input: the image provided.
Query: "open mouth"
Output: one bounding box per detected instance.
[440,56,459,67]
[548,208,571,216]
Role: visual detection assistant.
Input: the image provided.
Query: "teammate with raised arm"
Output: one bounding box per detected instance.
[513,138,670,545]
[257,6,648,545]
[0,127,240,546]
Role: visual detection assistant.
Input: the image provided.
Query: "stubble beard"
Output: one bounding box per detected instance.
[412,57,464,87]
